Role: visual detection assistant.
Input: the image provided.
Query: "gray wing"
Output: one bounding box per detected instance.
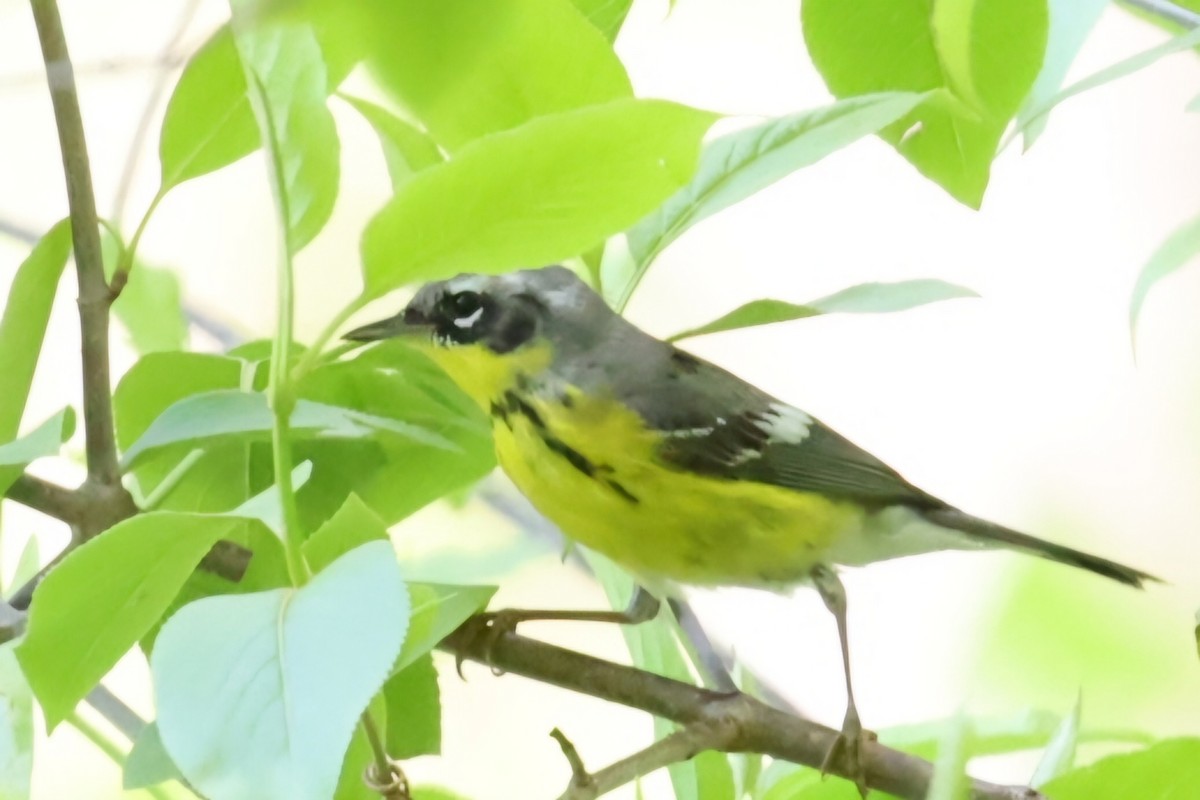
[611,344,942,510]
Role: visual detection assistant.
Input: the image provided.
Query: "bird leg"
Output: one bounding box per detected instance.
[811,565,873,797]
[455,587,662,677]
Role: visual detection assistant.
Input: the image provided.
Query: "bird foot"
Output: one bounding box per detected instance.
[454,610,521,679]
[821,707,875,797]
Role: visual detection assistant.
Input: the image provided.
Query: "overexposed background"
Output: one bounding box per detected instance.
[1,0,1198,797]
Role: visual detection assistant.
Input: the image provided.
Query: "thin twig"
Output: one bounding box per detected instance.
[29,0,122,488]
[441,625,1043,800]
[110,0,204,224]
[1117,0,1200,28]
[361,712,410,799]
[557,719,736,800]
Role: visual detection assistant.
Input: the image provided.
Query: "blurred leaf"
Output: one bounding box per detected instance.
[1015,0,1109,148]
[668,280,977,341]
[159,27,258,188]
[303,493,389,573]
[413,789,471,800]
[120,389,453,471]
[1041,738,1200,799]
[361,99,716,295]
[1188,91,1200,113]
[333,710,377,800]
[383,653,441,758]
[569,0,634,41]
[4,537,39,596]
[761,772,865,800]
[114,264,188,353]
[124,722,184,790]
[610,93,925,308]
[358,0,632,150]
[1018,24,1200,143]
[882,708,1150,763]
[153,542,409,800]
[0,220,70,441]
[0,408,76,496]
[396,582,497,672]
[0,644,32,800]
[1129,214,1200,346]
[16,512,243,729]
[100,230,189,354]
[1031,696,1080,787]
[925,712,969,800]
[231,15,340,253]
[802,0,1047,207]
[694,749,737,800]
[340,95,444,189]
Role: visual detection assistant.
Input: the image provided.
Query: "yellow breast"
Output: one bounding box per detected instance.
[417,340,863,588]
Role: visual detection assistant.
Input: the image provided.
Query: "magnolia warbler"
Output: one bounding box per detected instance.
[346,265,1156,785]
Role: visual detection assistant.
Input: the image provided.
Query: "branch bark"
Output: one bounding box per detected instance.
[440,625,1043,800]
[29,0,122,488]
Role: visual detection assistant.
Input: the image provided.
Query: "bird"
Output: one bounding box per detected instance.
[345,265,1157,790]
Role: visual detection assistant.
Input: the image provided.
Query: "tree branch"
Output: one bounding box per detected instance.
[1118,0,1200,28]
[4,473,86,523]
[440,626,1042,800]
[29,0,122,488]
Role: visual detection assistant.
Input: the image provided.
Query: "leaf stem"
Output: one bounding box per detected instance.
[290,295,368,384]
[360,710,408,798]
[29,0,122,487]
[111,185,168,299]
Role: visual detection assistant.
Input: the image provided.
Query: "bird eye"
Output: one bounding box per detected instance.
[449,291,482,318]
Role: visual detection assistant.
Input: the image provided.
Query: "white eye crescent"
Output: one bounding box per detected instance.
[453,307,485,329]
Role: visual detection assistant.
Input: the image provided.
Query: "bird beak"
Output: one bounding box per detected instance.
[343,307,433,342]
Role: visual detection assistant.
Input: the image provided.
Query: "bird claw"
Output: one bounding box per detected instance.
[454,610,519,679]
[821,707,875,797]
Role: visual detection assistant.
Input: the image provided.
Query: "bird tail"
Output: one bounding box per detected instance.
[920,507,1161,588]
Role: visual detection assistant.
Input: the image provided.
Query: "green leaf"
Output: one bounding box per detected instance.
[334,715,377,800]
[0,408,76,496]
[152,542,409,800]
[115,353,251,513]
[124,722,184,790]
[0,644,32,800]
[16,512,243,729]
[1015,0,1109,148]
[1129,214,1200,347]
[0,220,70,442]
[925,712,969,800]
[383,653,441,758]
[231,16,340,253]
[802,0,1048,207]
[340,95,444,190]
[303,493,389,573]
[1030,697,1080,787]
[229,461,314,537]
[668,280,978,341]
[610,93,926,308]
[1018,24,1200,145]
[361,99,717,295]
[359,0,632,150]
[1188,91,1200,113]
[396,582,496,672]
[569,0,634,41]
[1041,738,1200,799]
[760,771,860,800]
[159,27,259,188]
[292,350,495,528]
[120,389,453,471]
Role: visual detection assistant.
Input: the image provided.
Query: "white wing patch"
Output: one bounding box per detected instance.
[755,403,813,444]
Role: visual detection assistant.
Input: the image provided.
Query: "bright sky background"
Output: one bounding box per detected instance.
[1,0,1199,797]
